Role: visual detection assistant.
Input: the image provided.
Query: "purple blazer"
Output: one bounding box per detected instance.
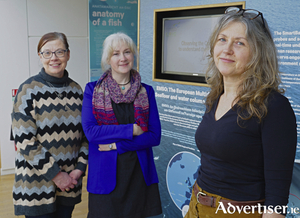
[82,81,161,194]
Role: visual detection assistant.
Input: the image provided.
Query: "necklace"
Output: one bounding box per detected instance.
[117,79,131,90]
[46,81,70,111]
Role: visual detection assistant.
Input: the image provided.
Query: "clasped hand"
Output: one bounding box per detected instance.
[52,169,83,192]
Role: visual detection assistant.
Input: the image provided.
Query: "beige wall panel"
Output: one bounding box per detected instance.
[0,0,29,174]
[27,0,88,37]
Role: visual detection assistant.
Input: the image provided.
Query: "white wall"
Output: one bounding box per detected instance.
[0,0,89,175]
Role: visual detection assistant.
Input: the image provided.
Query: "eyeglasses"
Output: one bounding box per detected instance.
[225,7,265,29]
[40,49,68,59]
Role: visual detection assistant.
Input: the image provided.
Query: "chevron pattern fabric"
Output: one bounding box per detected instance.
[11,68,88,216]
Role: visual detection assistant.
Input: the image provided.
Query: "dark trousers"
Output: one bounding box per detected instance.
[25,204,75,218]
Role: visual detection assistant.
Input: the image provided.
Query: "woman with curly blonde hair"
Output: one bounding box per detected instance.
[185,7,296,218]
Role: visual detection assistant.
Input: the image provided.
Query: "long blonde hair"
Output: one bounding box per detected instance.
[205,11,284,122]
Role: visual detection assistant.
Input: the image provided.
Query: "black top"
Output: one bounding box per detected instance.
[195,91,297,207]
[88,101,162,218]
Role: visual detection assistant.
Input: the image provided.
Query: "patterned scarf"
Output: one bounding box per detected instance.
[92,69,149,131]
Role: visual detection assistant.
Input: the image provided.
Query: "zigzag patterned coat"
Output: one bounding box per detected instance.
[11,68,88,216]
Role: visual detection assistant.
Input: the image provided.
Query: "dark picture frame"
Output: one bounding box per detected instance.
[152,2,245,86]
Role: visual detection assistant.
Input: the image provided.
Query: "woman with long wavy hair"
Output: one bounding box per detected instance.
[185,7,296,218]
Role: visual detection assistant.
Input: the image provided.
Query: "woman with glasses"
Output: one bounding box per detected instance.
[81,32,162,218]
[185,7,297,218]
[11,32,88,218]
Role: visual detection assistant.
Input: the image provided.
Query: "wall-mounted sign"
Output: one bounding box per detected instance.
[89,0,139,82]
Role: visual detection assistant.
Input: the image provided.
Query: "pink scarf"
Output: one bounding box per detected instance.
[92,69,149,131]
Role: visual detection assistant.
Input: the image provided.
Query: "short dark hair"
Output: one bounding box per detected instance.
[37,32,69,53]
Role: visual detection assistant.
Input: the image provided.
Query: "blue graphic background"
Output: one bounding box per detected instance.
[89,0,300,217]
[166,152,200,212]
[139,0,300,217]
